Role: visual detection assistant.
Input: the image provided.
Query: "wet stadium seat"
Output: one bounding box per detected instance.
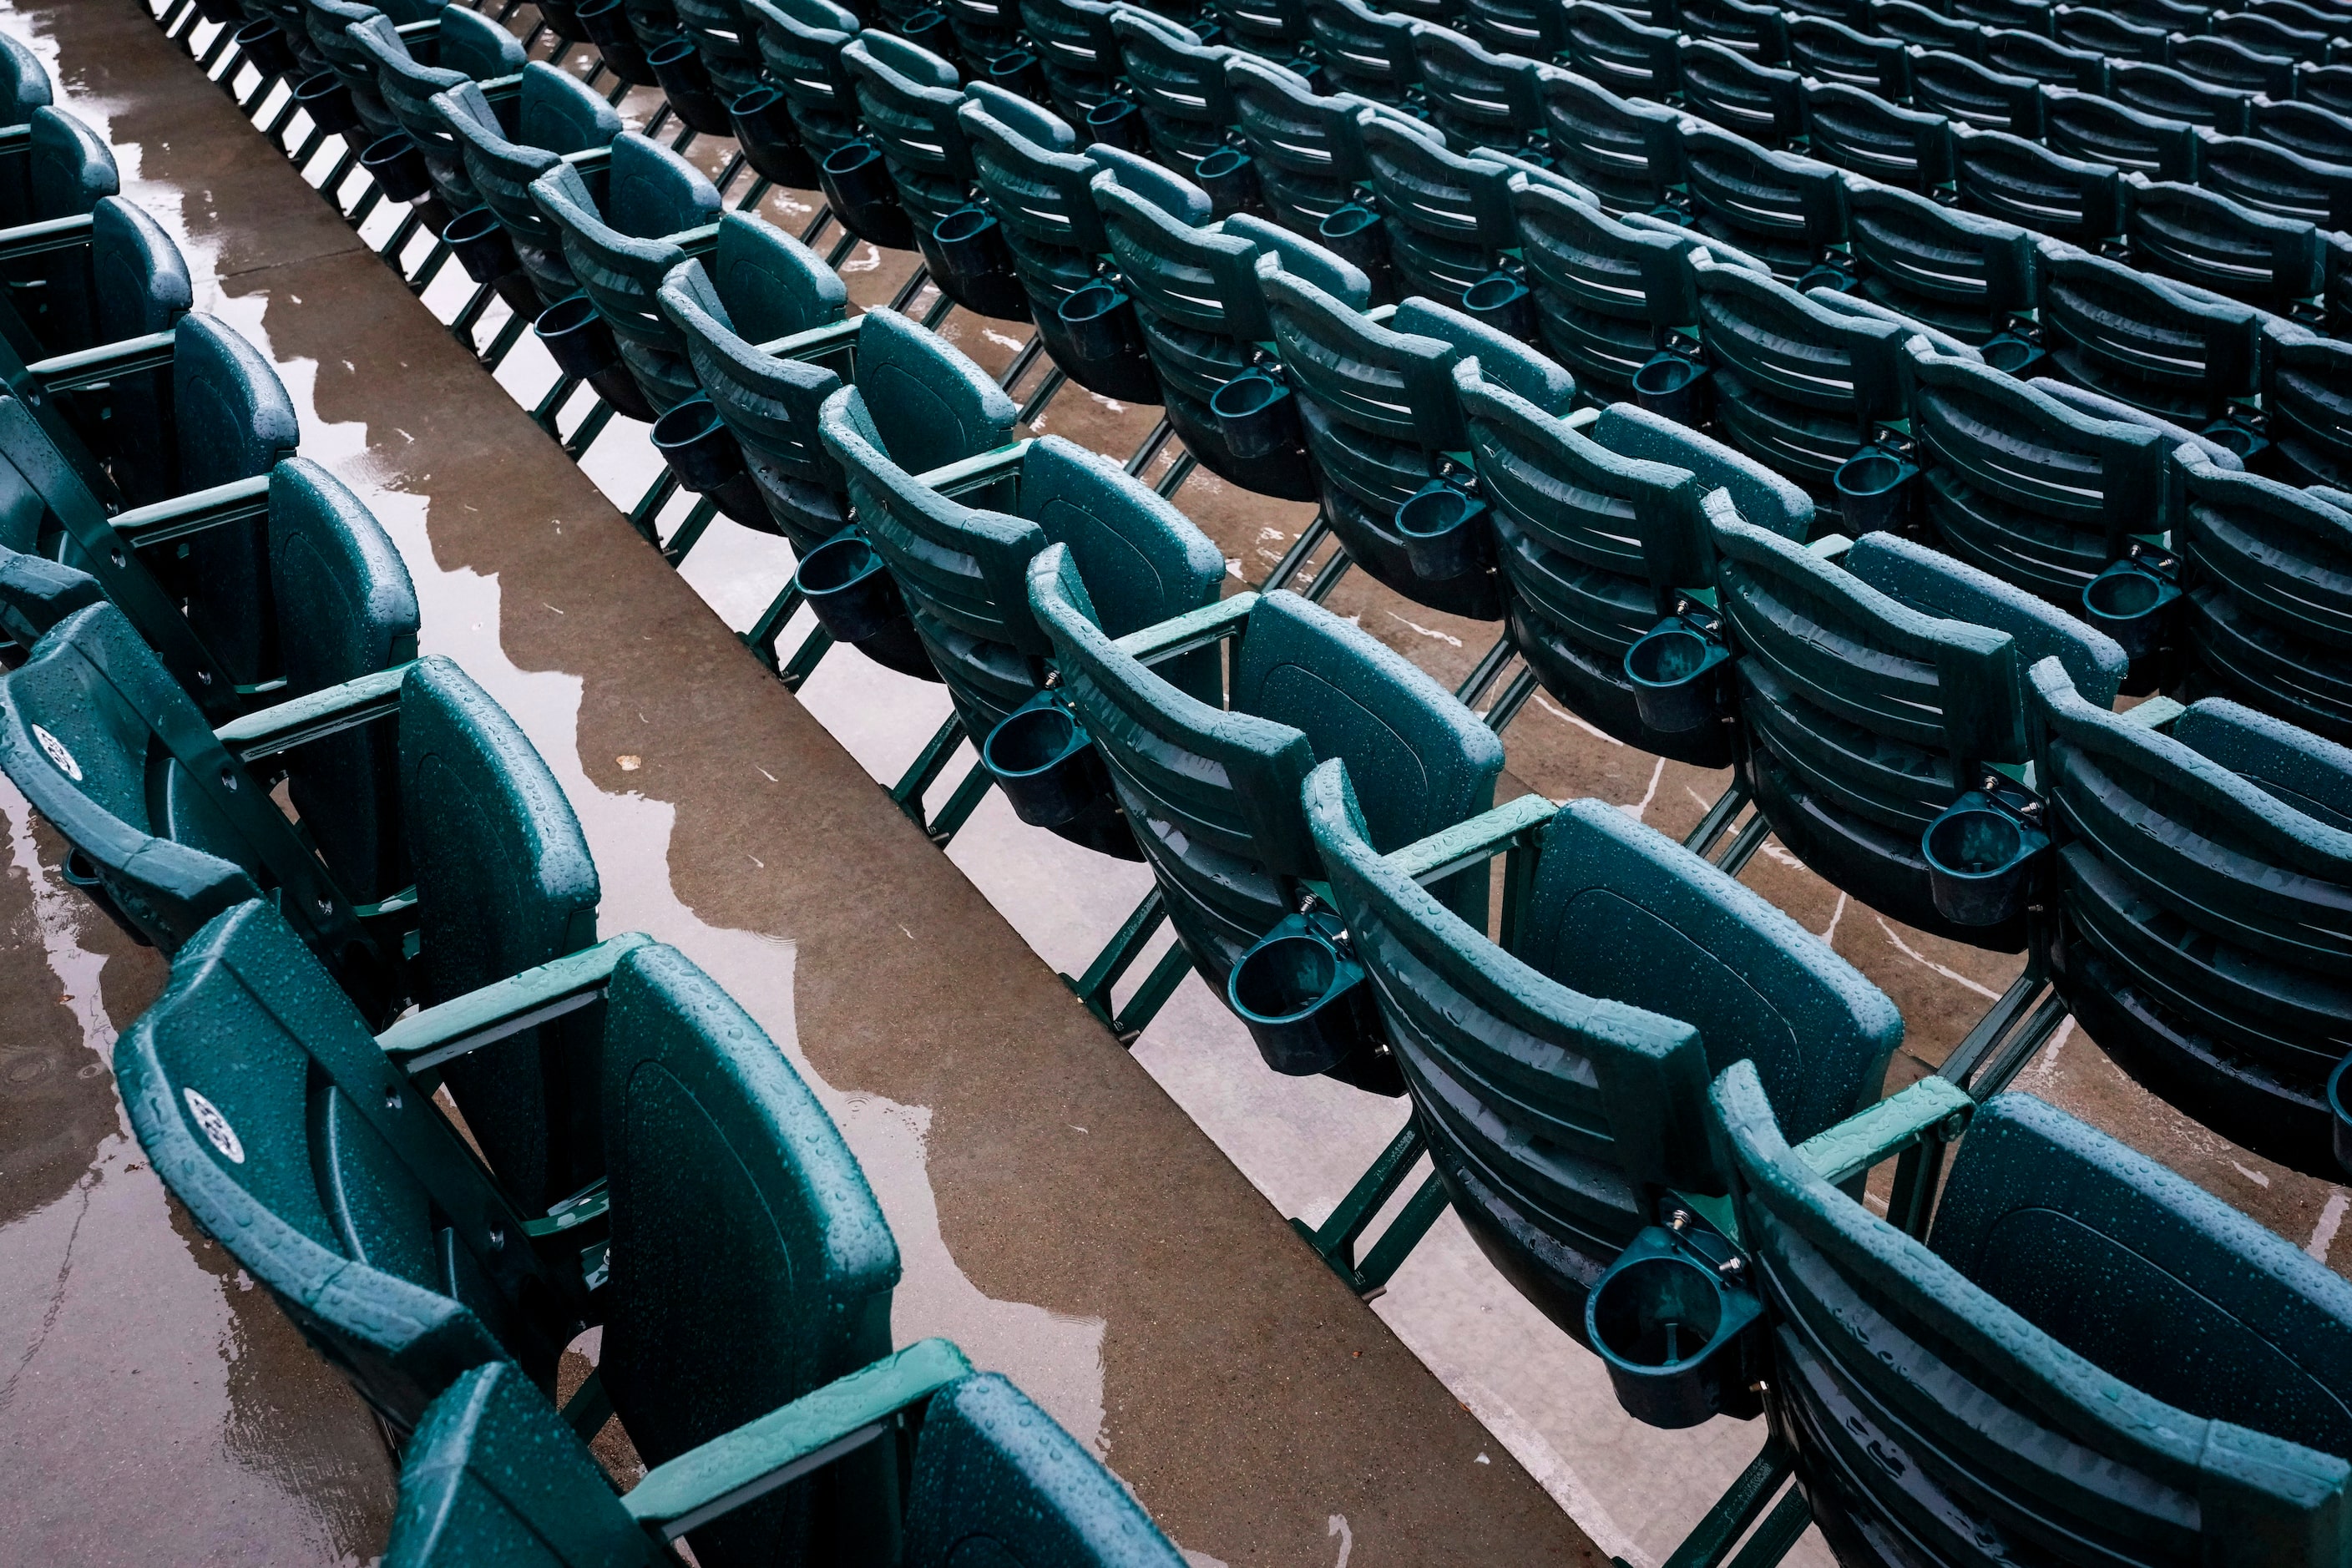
[0,30,53,226]
[1109,6,1245,175]
[2263,316,2352,490]
[1533,65,1684,215]
[349,4,529,215]
[842,32,980,283]
[1844,178,2038,350]
[1677,122,1848,281]
[2124,170,2329,315]
[2033,239,2261,428]
[1359,114,1591,314]
[436,61,625,309]
[1949,120,2125,245]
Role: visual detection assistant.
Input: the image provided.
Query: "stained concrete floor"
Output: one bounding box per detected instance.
[1,3,2346,1565]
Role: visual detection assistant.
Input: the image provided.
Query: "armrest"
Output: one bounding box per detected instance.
[376,932,655,1073]
[393,17,439,40]
[478,72,523,106]
[560,145,611,175]
[214,660,411,762]
[675,221,721,260]
[110,473,271,552]
[25,328,176,394]
[1113,592,1257,664]
[0,213,92,264]
[915,439,1032,498]
[759,316,858,362]
[1795,1075,1974,1187]
[2121,695,2184,731]
[1388,792,1556,886]
[0,124,30,158]
[1808,532,1854,560]
[624,1338,974,1543]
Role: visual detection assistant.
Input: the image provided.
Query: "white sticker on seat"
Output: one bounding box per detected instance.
[184,1087,245,1164]
[31,725,80,781]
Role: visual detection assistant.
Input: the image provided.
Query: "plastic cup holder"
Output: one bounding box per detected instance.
[2202,417,2269,463]
[1316,202,1388,274]
[574,0,654,80]
[233,19,300,78]
[2081,559,2181,663]
[1832,445,1920,535]
[1211,368,1299,461]
[1460,271,1534,341]
[2329,1052,2352,1180]
[647,38,734,134]
[985,48,1048,101]
[820,140,912,245]
[1624,620,1729,735]
[1632,352,1710,427]
[795,533,905,646]
[650,398,742,493]
[1085,97,1145,150]
[1056,281,1145,368]
[900,8,953,51]
[443,205,519,284]
[982,697,1110,829]
[534,295,655,422]
[1228,913,1382,1078]
[1923,791,2047,928]
[1395,482,1491,582]
[360,133,432,204]
[292,70,361,137]
[1586,1226,1763,1430]
[1797,261,1856,294]
[1980,332,2043,375]
[727,86,818,186]
[1195,146,1258,215]
[931,205,1014,289]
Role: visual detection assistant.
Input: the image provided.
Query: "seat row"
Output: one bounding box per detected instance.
[124,8,2352,1565]
[149,0,2352,1171]
[0,38,1186,1567]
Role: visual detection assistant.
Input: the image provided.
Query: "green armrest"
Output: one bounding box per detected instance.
[1113,592,1256,664]
[111,473,272,552]
[215,660,412,762]
[761,316,859,362]
[393,17,440,41]
[560,145,611,175]
[915,439,1033,498]
[0,124,28,157]
[1808,532,1854,559]
[25,328,175,394]
[1796,1075,1975,1187]
[623,1338,974,1543]
[2122,695,2186,731]
[478,72,523,107]
[1388,792,1556,886]
[677,222,721,260]
[0,213,92,264]
[376,932,655,1073]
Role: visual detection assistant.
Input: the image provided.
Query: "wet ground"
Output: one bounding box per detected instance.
[1,3,2346,1565]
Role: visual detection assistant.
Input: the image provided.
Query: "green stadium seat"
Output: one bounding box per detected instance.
[349,4,528,215]
[435,62,625,310]
[1109,7,1244,176]
[1949,121,2124,246]
[1843,178,2037,352]
[1533,65,1683,215]
[842,33,979,277]
[1358,114,1591,318]
[2034,238,2261,431]
[0,31,53,227]
[2263,316,2352,490]
[1560,1,1679,100]
[1677,123,1847,282]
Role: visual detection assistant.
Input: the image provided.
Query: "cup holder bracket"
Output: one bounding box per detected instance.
[1922,779,2049,928]
[1624,604,1732,736]
[1586,1218,1766,1430]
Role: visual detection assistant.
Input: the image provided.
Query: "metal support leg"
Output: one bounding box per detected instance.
[1061,888,1167,1029]
[348,182,386,229]
[1018,367,1066,427]
[1291,1122,1447,1296]
[408,239,453,292]
[1484,665,1539,734]
[376,207,421,261]
[1937,960,2051,1091]
[660,496,718,565]
[1682,779,1753,858]
[798,206,834,246]
[1105,943,1191,1044]
[1723,1493,1812,1568]
[1660,1446,1800,1568]
[668,125,697,157]
[563,398,616,458]
[888,266,933,312]
[604,74,631,105]
[1454,633,1515,706]
[995,334,1043,392]
[451,280,496,346]
[533,375,582,437]
[522,19,547,50]
[1153,450,1196,501]
[890,716,969,824]
[240,68,278,114]
[646,103,674,139]
[735,175,772,211]
[1125,417,1174,476]
[291,124,329,169]
[920,290,956,330]
[1715,810,1773,875]
[1302,549,1352,603]
[742,583,805,673]
[1258,513,1328,592]
[629,470,681,544]
[262,95,300,151]
[824,229,859,270]
[777,624,833,690]
[477,310,529,371]
[713,151,746,196]
[923,761,994,847]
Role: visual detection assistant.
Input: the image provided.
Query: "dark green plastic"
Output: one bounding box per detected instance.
[433,63,624,307]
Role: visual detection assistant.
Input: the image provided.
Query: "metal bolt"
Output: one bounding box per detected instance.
[1668,1208,1692,1232]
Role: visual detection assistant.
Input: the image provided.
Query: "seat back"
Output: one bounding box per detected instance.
[2036,239,2261,423]
[1409,24,1545,148]
[2197,131,2352,231]
[1303,0,1421,103]
[169,313,303,684]
[1909,47,2042,137]
[902,1373,1189,1568]
[744,0,864,154]
[402,655,602,1211]
[116,901,558,1434]
[1712,1060,2352,1568]
[0,31,48,226]
[657,215,852,553]
[1108,8,1238,168]
[270,458,421,904]
[1226,56,1376,230]
[1678,0,1790,57]
[355,15,518,210]
[844,33,970,230]
[2053,3,2169,62]
[1788,14,1909,94]
[1677,122,1847,281]
[1029,560,1499,983]
[1358,117,1531,301]
[598,942,903,1565]
[2172,444,2352,745]
[18,107,120,356]
[1902,331,2172,603]
[1511,188,1730,397]
[1950,121,2122,244]
[2124,172,2327,314]
[2043,82,2197,177]
[2264,317,2352,493]
[2172,697,2352,832]
[1594,398,1818,539]
[2253,99,2352,169]
[1459,372,1729,762]
[1681,38,1806,147]
[1305,762,1897,1338]
[852,303,1019,479]
[822,393,1220,737]
[2030,660,2352,1171]
[85,196,193,498]
[435,65,622,303]
[1534,66,1682,213]
[2110,58,2255,136]
[1802,80,1951,192]
[1844,177,2033,345]
[1717,508,2117,942]
[1982,25,2107,89]
[1021,0,1122,115]
[1561,1,1679,99]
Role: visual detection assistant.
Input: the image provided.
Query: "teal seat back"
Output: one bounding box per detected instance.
[1591,400,1817,541]
[270,458,421,905]
[959,86,1095,252]
[2036,237,2261,420]
[2170,698,2352,832]
[1305,762,1896,1338]
[1030,557,1500,983]
[1934,1091,2352,1457]
[843,33,969,226]
[1108,8,1237,167]
[743,0,862,153]
[1226,57,1376,230]
[1456,367,1727,763]
[436,65,620,303]
[851,304,1018,478]
[354,14,519,208]
[1509,185,1719,399]
[2263,317,2352,493]
[88,197,192,500]
[2172,446,2352,743]
[438,4,529,78]
[656,214,850,551]
[821,388,1220,740]
[599,943,903,1565]
[170,313,302,684]
[117,901,552,1434]
[0,31,48,226]
[20,107,119,356]
[1713,1060,2352,1568]
[2028,659,2352,1174]
[903,1373,1188,1568]
[402,655,602,1210]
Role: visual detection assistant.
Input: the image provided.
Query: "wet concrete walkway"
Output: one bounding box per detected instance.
[0,3,1604,1563]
